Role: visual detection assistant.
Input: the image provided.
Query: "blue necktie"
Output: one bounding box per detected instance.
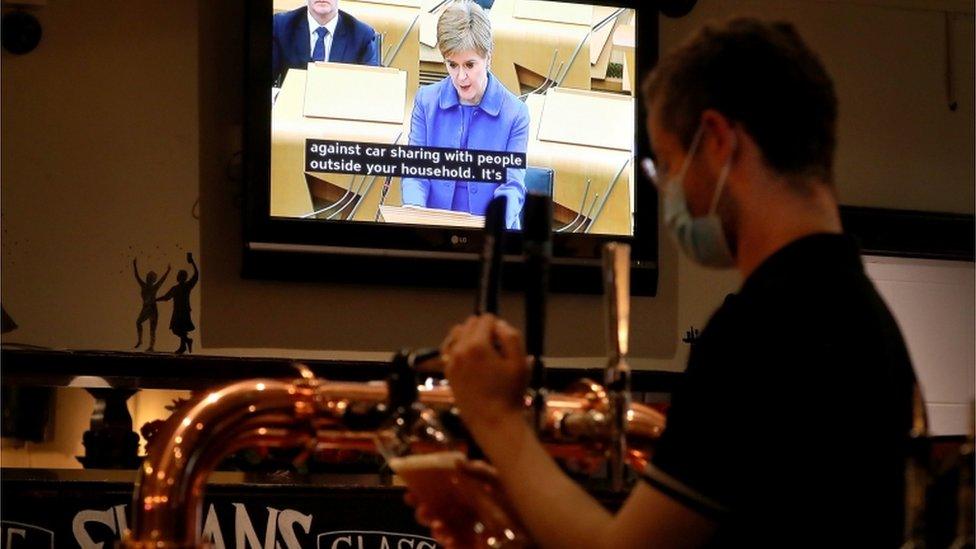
[312,27,328,62]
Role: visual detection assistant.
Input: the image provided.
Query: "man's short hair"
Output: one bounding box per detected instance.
[643,18,838,182]
[437,0,493,59]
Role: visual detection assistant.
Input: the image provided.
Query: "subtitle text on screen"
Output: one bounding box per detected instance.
[305,139,526,183]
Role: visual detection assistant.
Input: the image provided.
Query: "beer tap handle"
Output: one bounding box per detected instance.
[524,193,553,432]
[410,347,446,377]
[378,350,418,458]
[389,349,420,415]
[466,196,509,460]
[602,242,632,492]
[391,198,511,460]
[476,195,507,316]
[604,243,630,367]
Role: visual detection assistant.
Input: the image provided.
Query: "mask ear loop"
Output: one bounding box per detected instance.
[670,123,706,190]
[708,132,737,215]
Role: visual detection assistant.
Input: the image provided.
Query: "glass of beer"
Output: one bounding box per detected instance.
[375,406,529,547]
[390,451,529,548]
[389,451,482,547]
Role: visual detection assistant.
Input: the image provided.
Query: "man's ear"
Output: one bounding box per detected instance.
[699,109,736,172]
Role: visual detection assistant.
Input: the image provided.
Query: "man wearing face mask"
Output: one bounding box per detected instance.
[408,18,918,548]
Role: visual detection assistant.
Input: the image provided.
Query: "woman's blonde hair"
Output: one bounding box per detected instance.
[437,1,493,59]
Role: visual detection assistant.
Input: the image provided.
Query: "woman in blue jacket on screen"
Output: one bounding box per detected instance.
[401,0,528,230]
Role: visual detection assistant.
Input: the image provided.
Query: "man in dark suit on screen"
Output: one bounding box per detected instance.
[272,0,380,86]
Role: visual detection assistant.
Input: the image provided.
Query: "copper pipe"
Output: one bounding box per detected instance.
[122,377,665,548]
[124,379,318,548]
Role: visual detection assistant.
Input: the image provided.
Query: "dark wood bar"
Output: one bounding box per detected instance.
[0,347,683,392]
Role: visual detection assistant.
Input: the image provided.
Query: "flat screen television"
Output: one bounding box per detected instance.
[243,0,660,294]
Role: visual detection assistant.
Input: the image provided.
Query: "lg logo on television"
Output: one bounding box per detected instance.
[450,235,468,245]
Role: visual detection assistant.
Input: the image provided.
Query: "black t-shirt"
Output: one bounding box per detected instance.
[642,234,917,547]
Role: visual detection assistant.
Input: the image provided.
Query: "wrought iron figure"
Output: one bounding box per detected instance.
[133,259,170,351]
[157,253,198,354]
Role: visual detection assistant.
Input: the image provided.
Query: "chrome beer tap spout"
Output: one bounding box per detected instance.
[603,242,633,492]
[381,349,453,457]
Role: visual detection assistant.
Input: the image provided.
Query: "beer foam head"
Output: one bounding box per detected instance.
[388,451,466,473]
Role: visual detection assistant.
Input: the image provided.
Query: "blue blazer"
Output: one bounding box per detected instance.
[401,74,529,229]
[272,7,379,85]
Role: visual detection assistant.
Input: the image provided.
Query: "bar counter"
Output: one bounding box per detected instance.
[0,346,682,391]
[1,346,649,547]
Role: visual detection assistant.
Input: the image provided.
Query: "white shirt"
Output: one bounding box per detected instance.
[307,10,340,62]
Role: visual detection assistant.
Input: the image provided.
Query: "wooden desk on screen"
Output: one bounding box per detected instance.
[488,0,592,94]
[525,87,634,236]
[379,204,485,228]
[274,0,422,111]
[271,62,408,219]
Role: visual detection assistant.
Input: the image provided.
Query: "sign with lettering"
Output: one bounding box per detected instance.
[1,521,55,549]
[2,476,436,549]
[317,531,438,549]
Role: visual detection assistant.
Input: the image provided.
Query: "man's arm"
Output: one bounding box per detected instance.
[361,31,380,66]
[442,315,716,549]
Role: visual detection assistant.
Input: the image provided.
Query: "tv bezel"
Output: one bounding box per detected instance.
[242,0,660,295]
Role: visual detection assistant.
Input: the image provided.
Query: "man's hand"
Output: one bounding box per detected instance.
[404,459,532,549]
[440,315,529,429]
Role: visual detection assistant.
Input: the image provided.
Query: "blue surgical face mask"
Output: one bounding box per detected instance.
[646,124,736,268]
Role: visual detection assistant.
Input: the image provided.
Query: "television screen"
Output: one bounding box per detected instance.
[269,0,637,235]
[245,0,657,294]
